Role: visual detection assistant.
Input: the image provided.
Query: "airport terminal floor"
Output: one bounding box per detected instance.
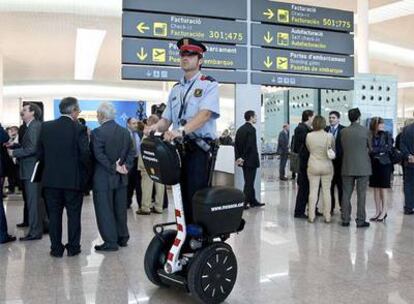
[1,160,414,304]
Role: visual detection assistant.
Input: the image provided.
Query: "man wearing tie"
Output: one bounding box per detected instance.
[277,124,290,181]
[325,111,345,214]
[126,117,142,211]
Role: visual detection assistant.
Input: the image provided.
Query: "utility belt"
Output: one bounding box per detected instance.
[183,134,216,154]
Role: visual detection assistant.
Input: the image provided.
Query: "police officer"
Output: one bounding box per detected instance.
[146,38,220,222]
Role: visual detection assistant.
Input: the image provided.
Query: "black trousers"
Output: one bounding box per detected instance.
[279,153,289,178]
[294,169,309,216]
[181,147,209,224]
[21,182,29,225]
[330,161,343,212]
[44,188,83,253]
[93,187,129,247]
[242,166,259,205]
[127,158,142,208]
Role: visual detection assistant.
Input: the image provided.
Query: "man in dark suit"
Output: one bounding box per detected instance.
[277,124,290,181]
[91,102,135,251]
[293,110,314,218]
[341,108,371,228]
[235,110,265,209]
[38,97,91,257]
[10,103,46,241]
[0,124,16,244]
[400,120,414,215]
[16,120,29,227]
[126,117,142,211]
[325,111,346,214]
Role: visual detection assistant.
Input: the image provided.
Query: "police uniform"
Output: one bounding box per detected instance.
[162,38,220,223]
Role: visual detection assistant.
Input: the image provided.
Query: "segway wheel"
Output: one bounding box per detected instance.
[188,242,238,304]
[144,229,177,286]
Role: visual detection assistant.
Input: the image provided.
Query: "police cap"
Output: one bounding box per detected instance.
[177,38,207,56]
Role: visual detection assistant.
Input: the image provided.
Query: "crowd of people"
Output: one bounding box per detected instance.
[286,107,414,227]
[0,98,167,255]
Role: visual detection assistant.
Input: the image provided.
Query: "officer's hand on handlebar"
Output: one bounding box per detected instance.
[164,130,182,142]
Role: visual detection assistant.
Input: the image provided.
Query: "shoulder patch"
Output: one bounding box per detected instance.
[200,75,216,82]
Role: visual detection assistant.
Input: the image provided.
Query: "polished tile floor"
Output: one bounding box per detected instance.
[1,161,414,304]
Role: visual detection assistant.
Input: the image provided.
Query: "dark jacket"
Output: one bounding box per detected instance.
[219,136,233,146]
[277,130,289,154]
[13,120,42,180]
[400,124,414,168]
[91,120,135,191]
[293,122,311,171]
[324,124,345,160]
[369,131,393,163]
[341,122,372,176]
[235,122,260,168]
[0,125,10,177]
[37,116,92,191]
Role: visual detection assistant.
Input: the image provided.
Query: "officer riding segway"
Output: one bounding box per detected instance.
[142,38,246,303]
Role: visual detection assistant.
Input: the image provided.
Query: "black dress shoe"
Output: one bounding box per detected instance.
[118,242,128,248]
[50,250,64,258]
[94,243,118,252]
[67,249,81,257]
[16,222,28,228]
[315,210,323,217]
[0,235,16,244]
[341,222,350,227]
[19,235,42,241]
[356,222,370,228]
[294,214,308,219]
[404,209,414,215]
[251,202,265,208]
[280,177,288,181]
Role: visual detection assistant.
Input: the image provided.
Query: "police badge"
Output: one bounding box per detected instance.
[194,89,203,97]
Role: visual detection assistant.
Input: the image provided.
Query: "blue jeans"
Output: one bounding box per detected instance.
[404,166,414,211]
[0,187,9,242]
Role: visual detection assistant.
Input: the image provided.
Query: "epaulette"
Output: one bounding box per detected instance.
[200,75,216,82]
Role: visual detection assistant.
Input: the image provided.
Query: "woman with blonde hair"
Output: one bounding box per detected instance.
[306,115,335,223]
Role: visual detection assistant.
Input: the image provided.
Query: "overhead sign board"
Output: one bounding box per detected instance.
[123,0,247,20]
[252,0,354,32]
[251,72,354,90]
[122,65,247,84]
[251,23,354,55]
[251,48,354,78]
[123,38,247,70]
[123,12,247,44]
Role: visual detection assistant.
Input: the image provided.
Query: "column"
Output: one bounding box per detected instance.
[357,0,370,73]
[234,0,262,203]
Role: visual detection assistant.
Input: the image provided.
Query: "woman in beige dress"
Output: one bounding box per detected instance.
[306,115,335,223]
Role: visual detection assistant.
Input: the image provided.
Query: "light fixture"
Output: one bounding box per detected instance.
[75,29,106,80]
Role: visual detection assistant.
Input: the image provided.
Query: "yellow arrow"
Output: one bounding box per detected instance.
[136,47,148,61]
[263,8,274,20]
[264,31,273,44]
[264,56,273,69]
[136,22,150,33]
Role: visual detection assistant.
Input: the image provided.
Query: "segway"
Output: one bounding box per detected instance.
[141,133,245,304]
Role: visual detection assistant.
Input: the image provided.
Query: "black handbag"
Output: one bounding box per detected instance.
[390,148,403,164]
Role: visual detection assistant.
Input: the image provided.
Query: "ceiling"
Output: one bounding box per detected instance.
[0,0,413,115]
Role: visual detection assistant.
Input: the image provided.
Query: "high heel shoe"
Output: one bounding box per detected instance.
[369,214,380,221]
[376,213,388,222]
